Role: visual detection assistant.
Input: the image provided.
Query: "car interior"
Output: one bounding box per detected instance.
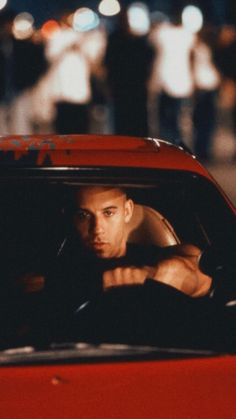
[0,175,235,349]
[126,204,180,246]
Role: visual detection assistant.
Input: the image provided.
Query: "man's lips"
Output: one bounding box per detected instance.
[91,241,108,248]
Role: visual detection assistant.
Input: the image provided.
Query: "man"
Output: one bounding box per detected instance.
[71,185,211,297]
[38,184,212,344]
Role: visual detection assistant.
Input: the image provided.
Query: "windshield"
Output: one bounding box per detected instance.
[0,169,235,358]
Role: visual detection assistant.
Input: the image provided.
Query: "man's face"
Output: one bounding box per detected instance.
[73,186,134,258]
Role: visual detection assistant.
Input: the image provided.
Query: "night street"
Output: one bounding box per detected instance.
[207,162,236,205]
[204,125,236,205]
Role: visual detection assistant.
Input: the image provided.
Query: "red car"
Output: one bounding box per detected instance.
[0,134,235,419]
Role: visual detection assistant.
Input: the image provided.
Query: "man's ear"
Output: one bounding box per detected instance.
[124,199,134,223]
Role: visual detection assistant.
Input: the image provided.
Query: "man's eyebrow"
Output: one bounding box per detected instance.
[102,205,118,211]
[76,205,118,211]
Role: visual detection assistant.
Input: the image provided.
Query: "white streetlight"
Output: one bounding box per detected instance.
[13,12,34,40]
[98,0,121,17]
[73,8,100,32]
[127,2,150,35]
[182,5,203,33]
[0,0,7,11]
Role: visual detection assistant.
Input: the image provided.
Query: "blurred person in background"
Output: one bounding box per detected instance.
[9,31,48,134]
[104,6,154,137]
[214,25,236,160]
[80,25,107,134]
[0,8,48,135]
[49,42,92,135]
[149,11,195,145]
[43,13,92,134]
[0,9,16,134]
[192,25,221,162]
[36,12,107,135]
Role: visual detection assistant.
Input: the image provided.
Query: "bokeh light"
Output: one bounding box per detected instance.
[127,2,150,35]
[98,0,121,17]
[73,7,100,32]
[41,19,60,39]
[182,5,203,33]
[13,12,34,40]
[0,0,7,11]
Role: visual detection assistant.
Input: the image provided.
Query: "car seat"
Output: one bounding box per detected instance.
[126,204,180,247]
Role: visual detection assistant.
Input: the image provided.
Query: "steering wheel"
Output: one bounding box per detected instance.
[72,279,217,349]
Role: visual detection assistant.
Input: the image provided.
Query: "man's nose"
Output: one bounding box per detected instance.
[91,215,104,234]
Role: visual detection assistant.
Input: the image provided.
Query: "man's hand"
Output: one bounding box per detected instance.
[16,273,45,294]
[103,266,156,290]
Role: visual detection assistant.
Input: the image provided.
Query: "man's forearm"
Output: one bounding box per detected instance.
[153,256,212,297]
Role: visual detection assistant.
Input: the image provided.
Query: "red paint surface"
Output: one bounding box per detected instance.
[0,134,235,214]
[0,134,208,175]
[0,355,236,419]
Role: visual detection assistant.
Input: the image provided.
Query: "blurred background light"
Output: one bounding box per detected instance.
[182,5,203,33]
[41,19,60,39]
[127,2,150,35]
[13,12,34,39]
[0,0,7,11]
[98,0,121,17]
[73,7,100,32]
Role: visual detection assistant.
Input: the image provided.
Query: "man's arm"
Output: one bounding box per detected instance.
[103,244,212,297]
[152,244,212,297]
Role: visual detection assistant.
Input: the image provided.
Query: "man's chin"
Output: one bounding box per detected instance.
[89,243,111,258]
[86,242,123,259]
[93,248,111,259]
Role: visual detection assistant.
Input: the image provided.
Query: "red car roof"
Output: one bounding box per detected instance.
[0,134,211,178]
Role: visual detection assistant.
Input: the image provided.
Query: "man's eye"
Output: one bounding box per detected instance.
[104,210,114,217]
[76,211,90,220]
